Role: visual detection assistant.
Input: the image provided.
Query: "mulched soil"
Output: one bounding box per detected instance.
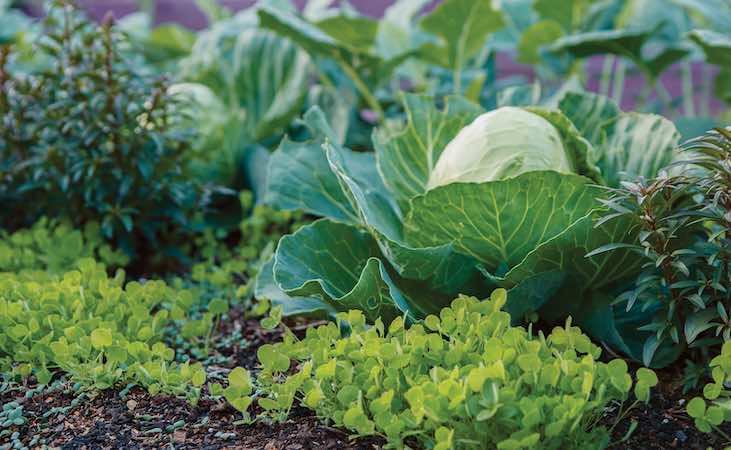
[1,312,729,449]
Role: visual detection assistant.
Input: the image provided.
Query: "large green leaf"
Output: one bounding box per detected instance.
[533,0,593,31]
[516,20,565,64]
[255,256,336,318]
[233,29,311,140]
[504,271,567,323]
[373,94,483,210]
[688,29,731,67]
[324,142,403,240]
[598,113,681,187]
[559,91,621,144]
[405,171,601,269]
[375,0,432,82]
[501,213,642,290]
[550,28,652,60]
[315,15,379,53]
[257,5,413,85]
[418,0,505,70]
[264,108,358,223]
[273,219,441,321]
[550,25,688,79]
[673,0,731,32]
[257,4,338,56]
[558,91,681,187]
[617,0,692,43]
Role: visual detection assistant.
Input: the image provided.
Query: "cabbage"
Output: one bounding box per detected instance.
[427,107,573,189]
[262,93,684,367]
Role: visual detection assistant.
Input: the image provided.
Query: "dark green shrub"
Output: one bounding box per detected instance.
[0,0,204,262]
[593,128,731,365]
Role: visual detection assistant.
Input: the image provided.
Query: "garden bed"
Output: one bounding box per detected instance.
[2,313,728,450]
[4,1,731,449]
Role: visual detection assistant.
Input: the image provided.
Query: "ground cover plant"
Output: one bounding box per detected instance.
[2,0,731,449]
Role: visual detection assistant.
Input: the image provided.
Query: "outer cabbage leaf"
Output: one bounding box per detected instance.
[558,91,621,144]
[405,171,601,269]
[598,113,681,187]
[255,256,336,318]
[559,91,681,187]
[418,0,505,70]
[374,94,483,210]
[264,108,359,223]
[272,219,443,321]
[323,140,490,297]
[500,213,642,290]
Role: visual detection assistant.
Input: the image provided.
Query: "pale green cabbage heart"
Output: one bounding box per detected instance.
[427,107,573,189]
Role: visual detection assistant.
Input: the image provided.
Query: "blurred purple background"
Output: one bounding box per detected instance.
[25,0,402,28]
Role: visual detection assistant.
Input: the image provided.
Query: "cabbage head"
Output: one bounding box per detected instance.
[428,107,574,188]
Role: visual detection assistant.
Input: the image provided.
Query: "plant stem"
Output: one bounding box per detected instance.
[611,59,626,106]
[681,60,695,117]
[701,64,712,117]
[336,55,384,122]
[453,65,462,96]
[656,80,674,116]
[600,55,615,98]
[636,79,655,111]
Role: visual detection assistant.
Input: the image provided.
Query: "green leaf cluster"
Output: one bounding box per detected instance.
[691,341,731,433]
[248,289,655,449]
[0,0,204,264]
[0,218,128,274]
[188,191,308,307]
[0,258,206,402]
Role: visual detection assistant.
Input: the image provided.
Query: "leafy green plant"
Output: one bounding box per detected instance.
[0,0,205,262]
[592,127,731,366]
[158,191,308,359]
[173,1,311,190]
[689,341,731,437]
[188,191,307,299]
[257,1,417,121]
[0,218,128,273]
[0,258,206,402]
[261,90,681,364]
[244,289,656,449]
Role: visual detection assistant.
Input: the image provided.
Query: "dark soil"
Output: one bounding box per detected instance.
[1,385,384,449]
[606,367,727,449]
[0,313,727,450]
